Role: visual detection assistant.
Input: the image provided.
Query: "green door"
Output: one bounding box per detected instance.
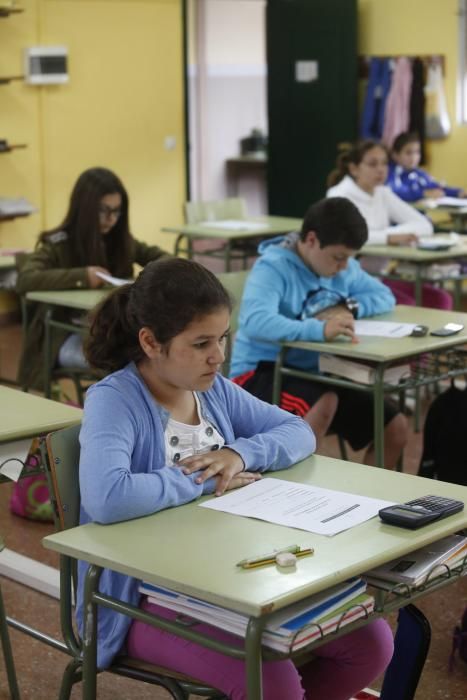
[267,0,357,217]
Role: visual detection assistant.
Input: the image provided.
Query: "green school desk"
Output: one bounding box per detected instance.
[360,238,467,308]
[162,215,301,271]
[42,455,467,700]
[273,305,467,468]
[0,387,81,658]
[0,255,15,271]
[0,385,82,445]
[25,289,109,398]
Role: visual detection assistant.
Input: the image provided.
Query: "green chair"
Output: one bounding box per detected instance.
[44,425,227,700]
[18,290,102,405]
[0,536,21,700]
[177,198,259,269]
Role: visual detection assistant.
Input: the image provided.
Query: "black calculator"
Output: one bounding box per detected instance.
[379,495,464,529]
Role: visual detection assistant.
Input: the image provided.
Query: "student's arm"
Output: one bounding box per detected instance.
[15,243,89,294]
[131,237,171,267]
[347,260,395,317]
[443,185,464,198]
[384,188,434,237]
[217,376,316,472]
[79,385,214,524]
[239,266,327,343]
[386,168,423,203]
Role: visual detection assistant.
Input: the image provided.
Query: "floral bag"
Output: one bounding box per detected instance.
[9,437,54,522]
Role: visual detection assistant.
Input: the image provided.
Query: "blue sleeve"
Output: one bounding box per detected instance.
[443,185,463,197]
[215,377,316,472]
[79,386,210,524]
[240,263,326,343]
[347,261,396,317]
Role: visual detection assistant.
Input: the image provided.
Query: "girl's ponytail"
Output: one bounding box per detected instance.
[85,284,143,373]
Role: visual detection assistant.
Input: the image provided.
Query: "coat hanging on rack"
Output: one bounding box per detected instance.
[382,57,413,147]
[360,57,392,140]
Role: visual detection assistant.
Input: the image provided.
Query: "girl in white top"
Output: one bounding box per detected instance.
[326,140,452,309]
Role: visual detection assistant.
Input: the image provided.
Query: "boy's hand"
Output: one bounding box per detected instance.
[315,305,351,321]
[324,314,355,342]
[180,448,251,495]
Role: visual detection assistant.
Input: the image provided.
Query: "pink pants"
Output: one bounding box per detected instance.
[384,279,453,309]
[126,599,394,700]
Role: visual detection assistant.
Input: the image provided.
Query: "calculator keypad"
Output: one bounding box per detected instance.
[406,495,463,516]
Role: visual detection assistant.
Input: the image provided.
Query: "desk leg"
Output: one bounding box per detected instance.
[224,241,232,272]
[374,368,385,468]
[414,267,422,306]
[44,307,53,399]
[272,349,286,406]
[0,584,21,700]
[245,617,265,699]
[82,565,101,700]
[453,278,462,311]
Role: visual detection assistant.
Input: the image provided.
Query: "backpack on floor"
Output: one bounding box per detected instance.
[418,382,467,485]
[450,606,467,670]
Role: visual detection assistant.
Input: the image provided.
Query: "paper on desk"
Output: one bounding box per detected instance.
[424,196,467,209]
[354,321,416,338]
[95,271,131,287]
[417,233,460,250]
[200,478,394,536]
[0,439,31,481]
[199,219,267,231]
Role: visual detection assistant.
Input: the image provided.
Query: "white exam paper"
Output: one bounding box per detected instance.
[200,219,267,232]
[200,478,394,536]
[354,320,416,338]
[0,439,31,482]
[95,271,131,287]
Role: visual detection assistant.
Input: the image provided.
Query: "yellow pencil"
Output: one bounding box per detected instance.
[241,547,314,569]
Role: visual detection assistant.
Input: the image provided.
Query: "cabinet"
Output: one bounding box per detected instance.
[267,0,357,216]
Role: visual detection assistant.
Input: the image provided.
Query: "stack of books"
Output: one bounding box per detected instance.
[319,354,411,386]
[139,577,374,653]
[364,534,467,590]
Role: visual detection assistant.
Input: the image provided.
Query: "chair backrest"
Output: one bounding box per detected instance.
[380,604,431,700]
[45,424,81,532]
[184,197,246,224]
[216,270,249,376]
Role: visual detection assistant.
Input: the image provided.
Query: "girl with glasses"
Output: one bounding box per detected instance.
[16,166,170,392]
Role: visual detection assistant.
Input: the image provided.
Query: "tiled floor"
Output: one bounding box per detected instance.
[1,322,467,698]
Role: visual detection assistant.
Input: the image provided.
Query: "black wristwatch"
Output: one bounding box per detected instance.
[345,297,359,318]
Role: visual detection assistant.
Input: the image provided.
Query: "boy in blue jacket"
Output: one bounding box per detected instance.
[231,197,408,468]
[387,131,466,202]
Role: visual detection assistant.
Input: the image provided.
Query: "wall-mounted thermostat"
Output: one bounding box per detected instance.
[24,46,69,85]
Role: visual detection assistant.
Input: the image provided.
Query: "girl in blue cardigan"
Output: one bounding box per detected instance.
[78,257,393,699]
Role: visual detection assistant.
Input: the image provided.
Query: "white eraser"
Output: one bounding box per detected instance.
[275,551,297,567]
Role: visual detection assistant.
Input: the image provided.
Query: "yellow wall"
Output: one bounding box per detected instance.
[0,0,186,254]
[358,0,467,189]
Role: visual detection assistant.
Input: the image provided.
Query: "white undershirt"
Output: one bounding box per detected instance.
[164,392,225,466]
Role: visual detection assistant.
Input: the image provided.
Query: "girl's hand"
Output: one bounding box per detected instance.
[423,188,444,199]
[220,471,262,495]
[387,234,418,247]
[180,448,247,495]
[87,266,111,288]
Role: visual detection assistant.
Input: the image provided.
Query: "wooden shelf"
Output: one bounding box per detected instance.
[0,144,27,153]
[0,211,31,222]
[0,7,24,17]
[0,75,23,85]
